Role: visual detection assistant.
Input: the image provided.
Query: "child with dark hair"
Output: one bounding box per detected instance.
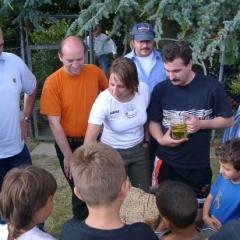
[203,138,240,231]
[156,180,215,239]
[0,165,57,240]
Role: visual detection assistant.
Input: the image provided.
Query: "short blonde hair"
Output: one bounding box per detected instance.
[71,142,126,206]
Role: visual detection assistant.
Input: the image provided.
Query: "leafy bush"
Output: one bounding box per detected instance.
[29,19,72,97]
[229,74,240,95]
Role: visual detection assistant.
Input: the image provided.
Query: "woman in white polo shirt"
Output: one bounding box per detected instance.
[84,57,151,192]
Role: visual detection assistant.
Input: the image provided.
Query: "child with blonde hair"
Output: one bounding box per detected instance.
[0,165,57,240]
[60,142,158,240]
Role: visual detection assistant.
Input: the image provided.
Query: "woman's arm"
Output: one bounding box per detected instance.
[84,123,102,144]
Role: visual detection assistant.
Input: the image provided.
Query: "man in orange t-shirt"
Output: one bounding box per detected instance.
[40,35,108,221]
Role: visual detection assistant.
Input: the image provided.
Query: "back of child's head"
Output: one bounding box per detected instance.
[215,138,240,171]
[0,165,57,234]
[156,180,198,229]
[71,142,126,207]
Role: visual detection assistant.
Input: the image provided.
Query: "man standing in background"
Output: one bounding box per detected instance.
[125,22,167,172]
[86,25,117,75]
[0,28,37,223]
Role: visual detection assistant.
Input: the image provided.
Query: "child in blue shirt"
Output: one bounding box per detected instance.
[203,138,240,231]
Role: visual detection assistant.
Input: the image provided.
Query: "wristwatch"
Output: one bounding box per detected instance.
[21,117,31,123]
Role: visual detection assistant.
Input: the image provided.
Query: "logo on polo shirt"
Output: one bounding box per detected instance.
[110,110,119,115]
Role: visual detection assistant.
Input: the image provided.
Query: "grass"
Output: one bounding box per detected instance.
[210,158,220,183]
[26,138,221,238]
[210,139,221,182]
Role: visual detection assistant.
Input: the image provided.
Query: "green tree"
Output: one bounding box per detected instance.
[29,19,72,96]
[73,0,240,61]
[1,0,240,61]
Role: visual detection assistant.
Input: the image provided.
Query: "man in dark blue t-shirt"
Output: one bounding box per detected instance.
[147,41,234,228]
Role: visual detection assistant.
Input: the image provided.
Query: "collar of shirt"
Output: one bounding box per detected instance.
[0,52,5,62]
[127,48,161,60]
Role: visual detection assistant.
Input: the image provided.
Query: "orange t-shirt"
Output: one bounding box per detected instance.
[40,64,108,137]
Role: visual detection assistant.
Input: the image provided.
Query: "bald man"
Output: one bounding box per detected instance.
[40,35,108,220]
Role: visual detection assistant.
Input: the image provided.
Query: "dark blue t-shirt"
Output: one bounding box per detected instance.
[147,73,233,169]
[60,219,158,240]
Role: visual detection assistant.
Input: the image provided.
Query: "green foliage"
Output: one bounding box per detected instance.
[229,74,240,95]
[1,0,240,62]
[0,0,79,29]
[32,49,61,98]
[29,19,72,97]
[73,0,240,62]
[29,19,71,44]
[0,18,18,39]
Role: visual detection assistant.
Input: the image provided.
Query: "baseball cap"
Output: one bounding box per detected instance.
[131,22,155,42]
[208,218,240,240]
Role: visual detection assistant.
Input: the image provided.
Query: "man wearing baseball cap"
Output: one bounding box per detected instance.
[125,22,166,174]
[125,22,166,92]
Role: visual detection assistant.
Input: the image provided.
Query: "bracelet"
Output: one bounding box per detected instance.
[21,117,31,123]
[143,140,150,144]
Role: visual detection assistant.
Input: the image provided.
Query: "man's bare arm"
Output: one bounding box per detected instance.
[48,115,73,178]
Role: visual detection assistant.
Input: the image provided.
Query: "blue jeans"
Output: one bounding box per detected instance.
[99,54,108,75]
[0,143,32,223]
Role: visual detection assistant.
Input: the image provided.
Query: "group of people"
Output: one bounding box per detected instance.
[0,141,240,240]
[0,20,239,239]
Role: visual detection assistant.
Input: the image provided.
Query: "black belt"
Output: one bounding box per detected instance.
[66,137,84,142]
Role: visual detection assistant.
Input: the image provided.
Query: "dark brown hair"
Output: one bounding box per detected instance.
[215,138,240,171]
[107,57,139,93]
[161,41,192,66]
[156,180,198,228]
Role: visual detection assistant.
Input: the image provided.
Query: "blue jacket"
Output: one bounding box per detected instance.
[222,106,240,143]
[125,49,166,92]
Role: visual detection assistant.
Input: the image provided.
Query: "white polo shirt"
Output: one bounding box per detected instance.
[0,52,36,158]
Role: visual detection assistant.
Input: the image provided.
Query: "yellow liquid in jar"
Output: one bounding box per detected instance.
[172,123,186,140]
